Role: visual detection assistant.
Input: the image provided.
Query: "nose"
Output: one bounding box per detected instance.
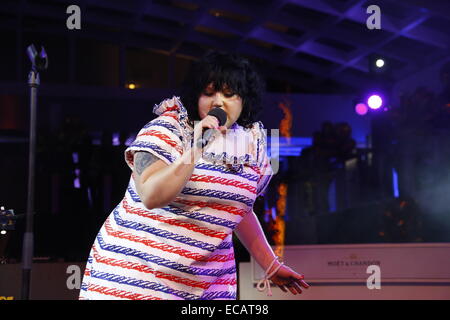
[211,92,224,108]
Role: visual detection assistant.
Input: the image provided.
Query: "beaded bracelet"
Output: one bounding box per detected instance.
[256,256,284,296]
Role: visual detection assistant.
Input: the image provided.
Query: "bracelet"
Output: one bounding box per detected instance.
[256,256,284,297]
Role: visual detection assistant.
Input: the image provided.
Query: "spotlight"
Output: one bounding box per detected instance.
[127,83,136,90]
[375,59,385,68]
[355,103,368,116]
[367,94,383,109]
[369,54,387,74]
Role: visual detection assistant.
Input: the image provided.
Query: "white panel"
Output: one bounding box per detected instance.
[238,243,450,300]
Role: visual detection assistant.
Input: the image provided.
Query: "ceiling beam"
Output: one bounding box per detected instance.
[273,0,369,82]
[289,0,448,49]
[330,12,431,77]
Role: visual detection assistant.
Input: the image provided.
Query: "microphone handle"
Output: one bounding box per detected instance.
[195,107,227,149]
[196,128,216,149]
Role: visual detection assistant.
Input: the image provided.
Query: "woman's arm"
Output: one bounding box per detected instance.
[133,147,200,209]
[234,210,277,271]
[234,209,310,295]
[133,115,227,210]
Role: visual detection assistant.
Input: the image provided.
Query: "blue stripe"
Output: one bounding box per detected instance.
[143,119,183,142]
[162,205,237,229]
[195,163,258,182]
[89,270,200,300]
[257,138,260,163]
[96,232,236,277]
[217,241,233,250]
[144,119,177,132]
[181,187,254,207]
[127,186,141,202]
[200,291,236,300]
[128,141,177,163]
[113,208,218,252]
[126,187,238,230]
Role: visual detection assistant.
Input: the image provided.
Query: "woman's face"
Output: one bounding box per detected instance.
[198,83,243,128]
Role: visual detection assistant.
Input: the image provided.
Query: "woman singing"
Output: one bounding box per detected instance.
[80,51,309,300]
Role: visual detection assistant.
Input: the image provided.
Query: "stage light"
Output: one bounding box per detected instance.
[392,168,399,198]
[369,55,388,74]
[127,83,136,90]
[72,152,79,164]
[1,230,6,235]
[355,103,368,116]
[367,94,383,109]
[375,59,385,68]
[112,132,120,146]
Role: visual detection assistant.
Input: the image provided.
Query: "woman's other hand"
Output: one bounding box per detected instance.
[269,264,310,295]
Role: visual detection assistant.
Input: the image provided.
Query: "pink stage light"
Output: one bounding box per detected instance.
[355,103,368,115]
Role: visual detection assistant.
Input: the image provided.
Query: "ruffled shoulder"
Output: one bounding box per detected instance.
[152,96,193,149]
[153,96,188,119]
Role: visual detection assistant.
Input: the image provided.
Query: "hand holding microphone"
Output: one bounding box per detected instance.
[195,107,228,149]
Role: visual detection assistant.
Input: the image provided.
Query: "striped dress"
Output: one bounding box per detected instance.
[79,96,273,300]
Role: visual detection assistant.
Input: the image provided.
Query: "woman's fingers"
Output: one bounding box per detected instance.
[299,279,310,289]
[200,116,228,134]
[292,282,303,294]
[285,284,297,295]
[204,116,220,128]
[274,278,310,295]
[282,281,304,295]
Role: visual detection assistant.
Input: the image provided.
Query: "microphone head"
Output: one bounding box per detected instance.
[207,107,227,126]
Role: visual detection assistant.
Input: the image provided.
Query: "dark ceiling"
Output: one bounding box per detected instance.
[1,0,449,93]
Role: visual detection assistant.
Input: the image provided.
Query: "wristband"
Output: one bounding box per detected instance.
[256,256,284,296]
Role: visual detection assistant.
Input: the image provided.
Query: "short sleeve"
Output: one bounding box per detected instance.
[124,115,184,170]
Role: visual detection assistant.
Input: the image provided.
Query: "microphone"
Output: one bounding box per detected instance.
[196,107,227,148]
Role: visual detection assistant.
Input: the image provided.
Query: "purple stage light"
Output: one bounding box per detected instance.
[355,103,368,115]
[367,95,383,109]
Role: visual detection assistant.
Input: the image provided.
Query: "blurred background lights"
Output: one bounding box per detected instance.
[367,94,383,109]
[355,103,368,115]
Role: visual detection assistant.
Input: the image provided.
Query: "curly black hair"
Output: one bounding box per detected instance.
[181,50,265,129]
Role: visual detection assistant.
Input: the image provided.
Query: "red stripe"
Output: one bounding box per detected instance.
[160,113,179,122]
[104,216,234,262]
[207,253,235,262]
[165,105,180,112]
[189,174,256,193]
[122,198,228,240]
[137,129,183,155]
[173,198,248,217]
[211,278,237,286]
[86,284,162,300]
[249,165,260,175]
[91,244,211,289]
